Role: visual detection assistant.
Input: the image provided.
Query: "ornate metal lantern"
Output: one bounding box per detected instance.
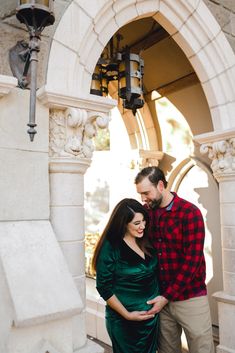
[9,0,55,141]
[90,39,144,115]
[118,49,144,115]
[16,0,55,28]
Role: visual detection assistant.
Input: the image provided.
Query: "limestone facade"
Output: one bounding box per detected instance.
[196,129,235,353]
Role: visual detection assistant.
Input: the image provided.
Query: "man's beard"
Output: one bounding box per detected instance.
[149,196,163,209]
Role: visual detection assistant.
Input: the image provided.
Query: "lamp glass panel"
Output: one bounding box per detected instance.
[130,61,139,72]
[94,65,100,75]
[91,80,100,91]
[131,77,140,89]
[20,0,50,5]
[119,61,126,72]
[119,77,126,90]
[91,66,101,91]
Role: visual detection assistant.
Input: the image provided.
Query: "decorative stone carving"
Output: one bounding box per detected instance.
[200,138,235,177]
[139,149,164,168]
[49,108,110,158]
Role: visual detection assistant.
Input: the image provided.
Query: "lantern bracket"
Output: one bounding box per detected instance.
[9,40,31,89]
[9,0,55,142]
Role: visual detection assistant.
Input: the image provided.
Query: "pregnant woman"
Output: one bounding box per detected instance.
[92,198,159,353]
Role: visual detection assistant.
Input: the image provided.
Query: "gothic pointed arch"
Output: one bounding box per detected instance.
[45,0,235,135]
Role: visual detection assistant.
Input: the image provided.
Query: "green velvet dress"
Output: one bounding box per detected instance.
[96,239,159,353]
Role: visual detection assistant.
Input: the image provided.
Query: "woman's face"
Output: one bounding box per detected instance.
[126,212,146,238]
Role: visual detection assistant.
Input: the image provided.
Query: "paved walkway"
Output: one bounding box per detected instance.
[88,336,189,353]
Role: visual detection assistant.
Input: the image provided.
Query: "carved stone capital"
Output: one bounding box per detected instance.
[49,108,110,159]
[200,137,235,181]
[139,149,164,168]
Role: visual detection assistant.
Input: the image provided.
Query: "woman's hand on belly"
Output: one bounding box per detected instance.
[126,310,155,321]
[106,295,155,321]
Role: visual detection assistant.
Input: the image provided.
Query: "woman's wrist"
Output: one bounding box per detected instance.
[123,310,131,320]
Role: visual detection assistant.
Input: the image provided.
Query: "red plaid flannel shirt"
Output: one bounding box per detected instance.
[148,193,207,301]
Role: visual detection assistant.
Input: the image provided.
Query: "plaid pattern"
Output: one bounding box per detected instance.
[148,193,207,301]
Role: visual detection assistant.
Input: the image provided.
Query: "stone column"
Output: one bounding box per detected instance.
[49,107,110,352]
[198,130,235,353]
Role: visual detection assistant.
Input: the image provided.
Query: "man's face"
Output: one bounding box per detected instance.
[136,177,163,209]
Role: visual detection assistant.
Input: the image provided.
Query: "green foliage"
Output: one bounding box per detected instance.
[94,128,110,151]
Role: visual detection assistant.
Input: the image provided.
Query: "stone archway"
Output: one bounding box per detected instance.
[44,0,235,132]
[39,1,235,352]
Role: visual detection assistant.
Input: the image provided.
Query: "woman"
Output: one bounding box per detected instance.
[92,198,159,353]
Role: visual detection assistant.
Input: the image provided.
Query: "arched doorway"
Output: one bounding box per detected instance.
[41,1,235,351]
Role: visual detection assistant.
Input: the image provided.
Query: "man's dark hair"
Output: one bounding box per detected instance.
[135,166,168,188]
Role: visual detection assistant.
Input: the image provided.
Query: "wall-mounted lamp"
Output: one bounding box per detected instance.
[118,49,144,115]
[9,0,55,141]
[90,36,144,115]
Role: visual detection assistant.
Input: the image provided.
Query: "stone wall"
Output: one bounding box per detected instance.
[0,0,235,81]
[0,0,71,84]
[204,0,235,51]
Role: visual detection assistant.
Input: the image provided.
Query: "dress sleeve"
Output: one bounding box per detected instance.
[96,240,117,301]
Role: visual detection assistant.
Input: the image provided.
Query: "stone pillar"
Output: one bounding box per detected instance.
[197,130,235,353]
[49,107,109,352]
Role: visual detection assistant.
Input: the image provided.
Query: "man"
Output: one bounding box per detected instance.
[135,166,214,353]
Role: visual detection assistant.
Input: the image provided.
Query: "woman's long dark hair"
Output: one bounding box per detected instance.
[92,198,152,273]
